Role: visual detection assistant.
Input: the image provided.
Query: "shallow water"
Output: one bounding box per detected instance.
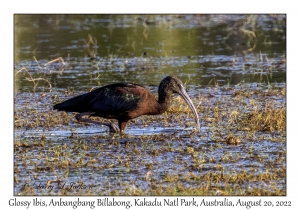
[14,84,286,195]
[15,14,285,92]
[14,14,286,195]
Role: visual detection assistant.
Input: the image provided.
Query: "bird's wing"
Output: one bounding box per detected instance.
[88,84,143,114]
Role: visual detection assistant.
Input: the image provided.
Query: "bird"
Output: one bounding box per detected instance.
[53,76,200,133]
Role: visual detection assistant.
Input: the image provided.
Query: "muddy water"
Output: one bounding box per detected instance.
[14,15,286,195]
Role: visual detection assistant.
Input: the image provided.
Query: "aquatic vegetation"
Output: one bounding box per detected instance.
[14,82,286,196]
[14,14,286,196]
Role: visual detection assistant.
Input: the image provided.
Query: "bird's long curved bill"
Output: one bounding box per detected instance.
[179,88,200,130]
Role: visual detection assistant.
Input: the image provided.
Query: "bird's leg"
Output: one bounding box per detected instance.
[75,112,120,133]
[118,121,128,132]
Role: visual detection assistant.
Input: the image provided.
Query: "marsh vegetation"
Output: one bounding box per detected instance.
[14,14,286,195]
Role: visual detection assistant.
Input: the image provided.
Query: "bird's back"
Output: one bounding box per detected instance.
[53,83,150,119]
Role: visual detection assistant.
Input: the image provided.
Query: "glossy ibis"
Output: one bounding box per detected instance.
[53,76,200,133]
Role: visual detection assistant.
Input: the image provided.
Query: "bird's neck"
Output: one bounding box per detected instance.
[157,89,172,114]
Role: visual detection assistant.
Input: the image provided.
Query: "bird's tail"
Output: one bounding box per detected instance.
[53,92,94,113]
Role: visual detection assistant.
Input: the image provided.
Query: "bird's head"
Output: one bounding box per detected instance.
[159,76,200,131]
